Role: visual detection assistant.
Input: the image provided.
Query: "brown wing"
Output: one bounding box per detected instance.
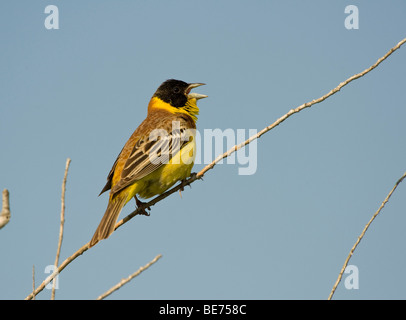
[111,118,194,195]
[100,111,195,196]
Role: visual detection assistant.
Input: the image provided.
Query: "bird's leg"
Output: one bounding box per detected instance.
[178,175,197,197]
[179,178,188,197]
[134,195,151,216]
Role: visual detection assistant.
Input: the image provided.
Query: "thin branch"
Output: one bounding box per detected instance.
[96,254,162,300]
[51,158,71,300]
[25,242,90,300]
[0,189,11,229]
[328,171,406,300]
[196,38,406,178]
[32,265,36,300]
[25,37,406,300]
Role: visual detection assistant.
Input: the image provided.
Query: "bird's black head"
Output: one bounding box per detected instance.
[153,79,190,109]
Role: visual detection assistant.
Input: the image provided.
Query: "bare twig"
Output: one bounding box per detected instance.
[32,265,36,300]
[25,242,90,300]
[51,158,71,300]
[25,37,406,300]
[96,254,162,300]
[195,38,406,177]
[328,171,406,300]
[0,189,11,229]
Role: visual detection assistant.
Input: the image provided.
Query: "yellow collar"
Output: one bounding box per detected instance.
[148,96,199,122]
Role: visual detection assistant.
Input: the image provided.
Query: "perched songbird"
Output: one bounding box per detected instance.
[90,79,207,247]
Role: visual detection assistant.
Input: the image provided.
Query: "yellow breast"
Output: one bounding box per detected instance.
[136,136,196,199]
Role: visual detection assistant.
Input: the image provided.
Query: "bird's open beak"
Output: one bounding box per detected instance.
[186,83,208,100]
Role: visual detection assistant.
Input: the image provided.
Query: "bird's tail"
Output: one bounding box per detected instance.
[89,194,127,247]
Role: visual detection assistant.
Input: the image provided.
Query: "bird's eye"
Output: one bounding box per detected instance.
[173,87,180,93]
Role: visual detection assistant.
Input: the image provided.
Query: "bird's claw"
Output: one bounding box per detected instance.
[134,197,151,216]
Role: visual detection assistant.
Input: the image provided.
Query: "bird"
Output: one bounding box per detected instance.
[89,79,207,247]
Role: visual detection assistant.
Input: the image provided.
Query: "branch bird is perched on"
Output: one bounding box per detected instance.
[90,79,207,247]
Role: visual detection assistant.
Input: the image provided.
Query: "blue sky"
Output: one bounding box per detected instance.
[1,1,406,300]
